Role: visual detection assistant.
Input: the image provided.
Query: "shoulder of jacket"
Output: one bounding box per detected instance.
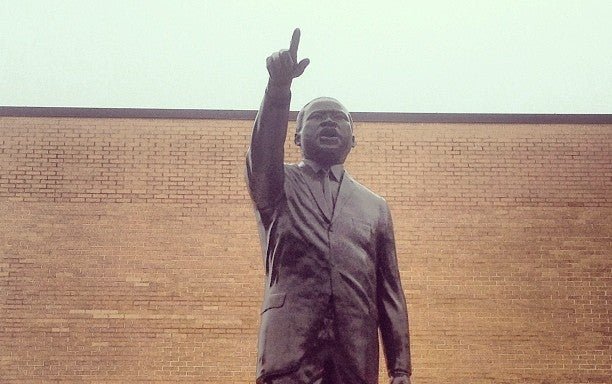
[345,172,387,204]
[283,162,301,174]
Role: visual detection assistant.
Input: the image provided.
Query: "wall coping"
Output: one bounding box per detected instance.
[1,106,611,124]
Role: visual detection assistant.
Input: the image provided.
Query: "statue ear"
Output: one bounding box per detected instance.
[351,135,356,148]
[294,133,301,147]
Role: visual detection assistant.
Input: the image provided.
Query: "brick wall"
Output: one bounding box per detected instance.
[0,116,610,383]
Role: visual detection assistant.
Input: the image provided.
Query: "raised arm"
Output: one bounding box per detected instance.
[246,28,310,212]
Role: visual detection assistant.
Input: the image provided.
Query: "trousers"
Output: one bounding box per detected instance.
[263,305,367,384]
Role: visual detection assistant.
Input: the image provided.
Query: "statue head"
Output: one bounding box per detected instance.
[294,97,356,167]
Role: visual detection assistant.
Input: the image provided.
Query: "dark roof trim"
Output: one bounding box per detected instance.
[1,106,611,124]
[0,107,254,120]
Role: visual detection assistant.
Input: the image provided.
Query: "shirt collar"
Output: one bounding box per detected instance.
[301,159,344,181]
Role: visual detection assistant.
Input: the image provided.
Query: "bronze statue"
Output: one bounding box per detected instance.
[246,29,412,384]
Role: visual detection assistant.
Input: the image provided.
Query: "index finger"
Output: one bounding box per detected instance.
[289,28,301,61]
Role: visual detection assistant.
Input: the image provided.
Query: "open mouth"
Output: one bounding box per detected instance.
[318,127,340,146]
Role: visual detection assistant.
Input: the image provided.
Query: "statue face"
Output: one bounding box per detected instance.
[295,98,355,166]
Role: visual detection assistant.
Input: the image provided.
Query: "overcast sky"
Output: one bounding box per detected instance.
[1,1,611,113]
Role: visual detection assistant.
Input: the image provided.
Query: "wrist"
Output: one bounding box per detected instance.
[389,371,410,384]
[390,373,411,384]
[266,80,291,99]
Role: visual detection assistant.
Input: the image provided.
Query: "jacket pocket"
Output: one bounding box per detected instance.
[260,292,286,314]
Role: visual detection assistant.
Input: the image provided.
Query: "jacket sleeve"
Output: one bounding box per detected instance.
[376,200,412,378]
[246,88,291,214]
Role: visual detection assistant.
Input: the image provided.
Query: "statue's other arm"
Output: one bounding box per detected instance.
[377,202,412,384]
[246,29,310,211]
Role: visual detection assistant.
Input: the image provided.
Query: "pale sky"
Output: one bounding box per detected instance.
[1,1,611,113]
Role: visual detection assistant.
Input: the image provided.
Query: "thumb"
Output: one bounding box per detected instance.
[293,58,310,78]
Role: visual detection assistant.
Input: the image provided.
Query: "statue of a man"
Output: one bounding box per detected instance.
[246,29,412,384]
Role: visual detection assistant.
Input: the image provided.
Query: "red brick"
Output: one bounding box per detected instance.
[0,117,610,383]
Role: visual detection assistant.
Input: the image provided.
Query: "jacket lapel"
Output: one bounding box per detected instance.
[331,171,356,224]
[298,163,333,222]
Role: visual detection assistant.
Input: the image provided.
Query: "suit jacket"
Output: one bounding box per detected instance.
[247,90,411,384]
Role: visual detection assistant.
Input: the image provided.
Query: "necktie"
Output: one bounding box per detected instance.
[320,169,334,216]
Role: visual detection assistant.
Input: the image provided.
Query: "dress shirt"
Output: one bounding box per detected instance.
[301,159,344,209]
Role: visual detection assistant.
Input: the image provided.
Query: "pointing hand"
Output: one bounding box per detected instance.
[266,28,310,87]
